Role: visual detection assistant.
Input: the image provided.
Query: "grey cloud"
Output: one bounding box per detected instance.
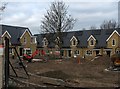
[1,1,118,34]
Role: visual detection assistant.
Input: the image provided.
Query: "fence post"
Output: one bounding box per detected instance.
[4,37,9,89]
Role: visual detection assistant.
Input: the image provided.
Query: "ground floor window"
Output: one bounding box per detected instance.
[86,50,92,56]
[74,50,80,55]
[116,50,120,54]
[96,50,100,56]
[24,48,32,55]
[9,48,13,54]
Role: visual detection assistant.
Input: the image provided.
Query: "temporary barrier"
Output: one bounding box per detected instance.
[0,44,3,89]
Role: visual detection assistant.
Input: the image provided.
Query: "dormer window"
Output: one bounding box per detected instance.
[112,39,116,46]
[90,40,94,46]
[70,36,78,46]
[55,37,60,45]
[87,35,96,47]
[73,40,76,46]
[24,37,27,44]
[44,41,47,46]
[43,38,48,46]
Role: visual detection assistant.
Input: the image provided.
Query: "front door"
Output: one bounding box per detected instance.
[106,51,111,57]
[20,48,23,56]
[96,50,99,56]
[68,50,71,57]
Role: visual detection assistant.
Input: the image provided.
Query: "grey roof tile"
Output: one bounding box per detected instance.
[35,28,120,48]
[0,24,32,45]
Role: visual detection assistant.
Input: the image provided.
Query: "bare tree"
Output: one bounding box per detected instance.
[90,25,96,30]
[117,24,120,28]
[100,20,117,29]
[41,1,76,49]
[82,28,86,30]
[0,2,7,20]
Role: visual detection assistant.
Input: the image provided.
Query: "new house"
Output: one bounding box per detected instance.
[35,28,120,59]
[0,25,37,58]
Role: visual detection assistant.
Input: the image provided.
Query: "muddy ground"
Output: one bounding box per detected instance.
[9,55,120,88]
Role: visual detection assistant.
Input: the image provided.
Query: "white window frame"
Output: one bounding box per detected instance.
[31,36,37,44]
[74,50,80,55]
[86,50,93,56]
[72,39,77,46]
[43,38,48,46]
[55,37,60,45]
[70,36,78,46]
[112,39,116,46]
[24,48,32,55]
[24,37,27,44]
[90,39,94,46]
[116,50,120,54]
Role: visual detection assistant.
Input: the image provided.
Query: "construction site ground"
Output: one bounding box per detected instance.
[9,55,120,88]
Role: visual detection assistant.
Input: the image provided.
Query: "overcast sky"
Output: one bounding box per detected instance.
[0,0,119,34]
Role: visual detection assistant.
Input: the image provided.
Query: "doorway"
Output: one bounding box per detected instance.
[96,50,100,56]
[106,51,111,57]
[68,50,71,57]
[20,48,23,56]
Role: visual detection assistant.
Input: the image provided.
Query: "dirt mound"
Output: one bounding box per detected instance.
[90,56,111,66]
[37,70,70,80]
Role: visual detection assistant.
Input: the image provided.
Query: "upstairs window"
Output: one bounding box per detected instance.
[87,35,96,46]
[73,40,76,46]
[70,36,78,46]
[90,40,94,46]
[24,37,27,44]
[55,37,60,45]
[31,37,37,44]
[44,41,48,46]
[112,39,116,46]
[43,38,48,46]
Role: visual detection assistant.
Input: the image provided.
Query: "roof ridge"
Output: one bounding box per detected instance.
[0,24,28,29]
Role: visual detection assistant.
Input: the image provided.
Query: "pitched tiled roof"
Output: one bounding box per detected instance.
[0,24,32,45]
[35,28,120,48]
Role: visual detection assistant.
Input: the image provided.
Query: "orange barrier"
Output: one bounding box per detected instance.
[0,45,3,48]
[114,59,120,66]
[77,56,80,64]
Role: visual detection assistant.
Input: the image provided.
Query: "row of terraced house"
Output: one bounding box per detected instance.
[0,24,120,59]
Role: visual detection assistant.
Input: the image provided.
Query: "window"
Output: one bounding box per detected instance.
[24,48,31,55]
[116,50,120,54]
[71,40,77,46]
[31,38,33,43]
[73,40,76,45]
[90,40,94,46]
[55,37,60,44]
[9,48,13,54]
[112,39,116,46]
[24,37,27,43]
[86,50,92,56]
[70,36,78,46]
[74,50,80,55]
[44,41,48,46]
[31,37,37,44]
[43,38,48,46]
